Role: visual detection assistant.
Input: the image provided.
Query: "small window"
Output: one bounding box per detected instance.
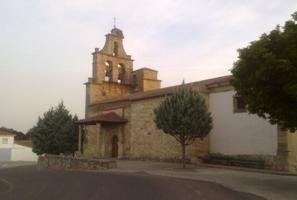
[233,95,246,113]
[2,138,8,144]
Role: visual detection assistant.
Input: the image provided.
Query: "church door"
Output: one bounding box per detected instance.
[111,136,118,158]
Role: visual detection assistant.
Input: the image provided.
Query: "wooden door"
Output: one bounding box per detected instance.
[111,136,118,158]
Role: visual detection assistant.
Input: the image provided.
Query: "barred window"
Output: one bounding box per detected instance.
[233,95,246,113]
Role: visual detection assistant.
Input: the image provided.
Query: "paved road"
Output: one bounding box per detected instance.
[112,160,297,200]
[0,166,264,200]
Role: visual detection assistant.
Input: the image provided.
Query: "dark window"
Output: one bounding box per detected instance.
[233,95,246,113]
[133,74,137,85]
[111,136,118,158]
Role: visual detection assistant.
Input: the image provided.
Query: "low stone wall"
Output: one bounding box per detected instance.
[203,154,289,171]
[38,154,117,171]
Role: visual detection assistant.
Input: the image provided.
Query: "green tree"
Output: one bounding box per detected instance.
[154,85,213,168]
[31,102,78,155]
[25,127,34,140]
[231,12,297,131]
[14,131,27,140]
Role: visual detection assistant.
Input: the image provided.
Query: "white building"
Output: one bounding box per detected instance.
[205,77,297,172]
[0,128,38,162]
[209,89,278,156]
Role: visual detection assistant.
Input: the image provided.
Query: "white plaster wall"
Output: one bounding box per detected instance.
[209,90,277,155]
[0,136,14,148]
[11,144,38,161]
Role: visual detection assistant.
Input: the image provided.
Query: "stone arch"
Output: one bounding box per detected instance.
[117,63,125,83]
[104,60,113,82]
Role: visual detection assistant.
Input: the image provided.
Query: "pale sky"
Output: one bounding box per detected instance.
[0,0,296,133]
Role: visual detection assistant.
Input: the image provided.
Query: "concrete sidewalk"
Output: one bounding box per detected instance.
[0,161,36,168]
[112,160,297,200]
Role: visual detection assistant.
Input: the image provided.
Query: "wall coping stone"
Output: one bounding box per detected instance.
[38,154,117,171]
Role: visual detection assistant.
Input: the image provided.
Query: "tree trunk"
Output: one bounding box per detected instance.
[182,142,186,169]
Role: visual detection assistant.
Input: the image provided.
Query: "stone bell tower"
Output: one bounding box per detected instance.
[92,27,134,84]
[85,27,135,116]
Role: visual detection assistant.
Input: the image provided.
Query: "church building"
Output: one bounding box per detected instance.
[77,27,297,172]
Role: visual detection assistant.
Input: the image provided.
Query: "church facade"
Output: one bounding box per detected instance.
[77,27,297,172]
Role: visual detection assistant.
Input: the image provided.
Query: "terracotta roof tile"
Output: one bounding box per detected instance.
[133,67,158,72]
[0,127,16,136]
[77,112,127,125]
[91,75,232,106]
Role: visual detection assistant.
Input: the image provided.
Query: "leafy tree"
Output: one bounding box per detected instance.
[25,127,35,140]
[154,85,213,168]
[231,12,297,131]
[14,131,27,140]
[31,102,78,155]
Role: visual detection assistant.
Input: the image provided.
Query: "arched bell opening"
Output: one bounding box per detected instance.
[104,61,113,82]
[117,63,125,84]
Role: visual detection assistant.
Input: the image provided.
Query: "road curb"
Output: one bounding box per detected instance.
[200,163,297,176]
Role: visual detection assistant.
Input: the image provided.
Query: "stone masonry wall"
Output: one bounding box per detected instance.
[86,82,132,117]
[83,124,100,158]
[129,97,209,162]
[38,154,116,170]
[100,125,123,158]
[142,79,161,92]
[288,130,297,172]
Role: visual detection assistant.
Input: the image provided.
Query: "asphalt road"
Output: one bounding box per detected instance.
[0,166,265,200]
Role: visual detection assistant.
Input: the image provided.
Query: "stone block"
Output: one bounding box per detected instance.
[37,154,117,171]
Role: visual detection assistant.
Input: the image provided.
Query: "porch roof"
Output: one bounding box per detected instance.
[77,112,127,125]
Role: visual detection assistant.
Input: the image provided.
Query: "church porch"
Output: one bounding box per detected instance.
[76,112,127,159]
